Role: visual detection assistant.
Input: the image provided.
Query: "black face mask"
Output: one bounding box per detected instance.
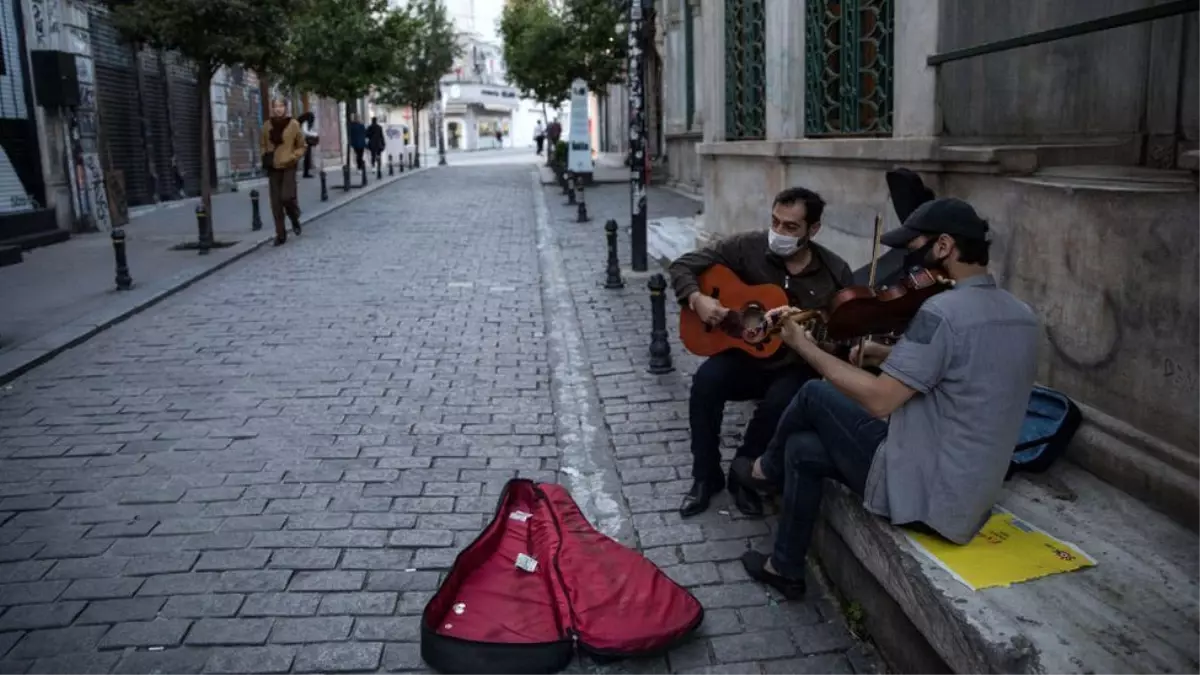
[905,239,950,273]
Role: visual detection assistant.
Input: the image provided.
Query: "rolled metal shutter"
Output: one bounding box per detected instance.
[163,51,202,198]
[88,6,153,207]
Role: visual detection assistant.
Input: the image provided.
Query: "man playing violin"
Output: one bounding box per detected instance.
[730,198,1040,600]
[668,187,854,518]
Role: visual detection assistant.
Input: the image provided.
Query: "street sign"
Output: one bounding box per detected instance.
[567,78,593,174]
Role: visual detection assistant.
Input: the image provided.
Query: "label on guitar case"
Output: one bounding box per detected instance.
[515,553,539,572]
[509,510,532,522]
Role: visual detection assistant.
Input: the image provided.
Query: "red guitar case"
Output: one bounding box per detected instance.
[421,479,704,673]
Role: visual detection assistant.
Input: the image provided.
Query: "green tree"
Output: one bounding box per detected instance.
[500,0,572,111]
[561,0,627,93]
[272,0,401,183]
[374,0,460,167]
[107,0,294,245]
[500,0,626,117]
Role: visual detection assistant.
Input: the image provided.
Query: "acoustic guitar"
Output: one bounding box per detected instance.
[678,264,789,359]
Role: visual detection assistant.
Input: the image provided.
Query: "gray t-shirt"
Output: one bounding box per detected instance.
[863,274,1040,544]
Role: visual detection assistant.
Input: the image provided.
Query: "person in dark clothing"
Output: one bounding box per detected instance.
[348,113,367,171]
[667,187,854,518]
[367,116,385,168]
[297,111,318,178]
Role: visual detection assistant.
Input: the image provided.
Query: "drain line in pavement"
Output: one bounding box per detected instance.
[529,171,635,547]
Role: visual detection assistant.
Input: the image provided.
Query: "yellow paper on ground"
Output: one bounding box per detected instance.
[904,509,1097,591]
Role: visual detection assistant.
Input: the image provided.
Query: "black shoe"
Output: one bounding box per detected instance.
[679,479,723,518]
[291,221,302,236]
[741,550,806,600]
[273,235,286,246]
[728,474,765,517]
[731,456,777,494]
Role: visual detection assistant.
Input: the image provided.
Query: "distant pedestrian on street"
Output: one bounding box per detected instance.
[494,128,503,149]
[297,111,319,179]
[261,98,308,246]
[367,116,385,168]
[546,117,562,164]
[534,120,545,155]
[348,113,367,172]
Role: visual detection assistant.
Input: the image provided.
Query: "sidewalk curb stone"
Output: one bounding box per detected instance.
[0,166,434,386]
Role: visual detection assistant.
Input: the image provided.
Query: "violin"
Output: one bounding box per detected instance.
[744,266,955,345]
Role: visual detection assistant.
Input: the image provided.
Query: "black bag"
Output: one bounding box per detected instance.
[1005,385,1082,479]
[261,152,274,173]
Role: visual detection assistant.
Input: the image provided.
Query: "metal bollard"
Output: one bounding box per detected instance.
[399,152,405,173]
[320,170,328,202]
[388,155,394,176]
[576,182,589,222]
[342,164,351,191]
[361,164,368,187]
[196,205,211,255]
[565,174,577,205]
[250,189,263,231]
[647,273,674,374]
[111,228,132,291]
[603,220,624,289]
[376,157,382,180]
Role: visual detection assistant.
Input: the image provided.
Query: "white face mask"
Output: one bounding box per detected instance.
[768,229,805,257]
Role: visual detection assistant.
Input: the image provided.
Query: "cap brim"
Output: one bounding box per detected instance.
[880,227,921,248]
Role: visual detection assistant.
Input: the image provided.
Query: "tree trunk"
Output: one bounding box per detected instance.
[198,68,214,245]
[413,108,421,169]
[344,99,353,189]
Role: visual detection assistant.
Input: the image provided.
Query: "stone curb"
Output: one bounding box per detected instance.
[0,166,435,386]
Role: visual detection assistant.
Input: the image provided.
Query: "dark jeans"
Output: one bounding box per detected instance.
[535,137,545,154]
[353,147,365,171]
[302,145,313,176]
[689,351,817,485]
[759,379,888,579]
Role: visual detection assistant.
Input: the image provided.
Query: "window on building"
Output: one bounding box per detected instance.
[804,0,894,137]
[684,0,694,130]
[724,0,765,140]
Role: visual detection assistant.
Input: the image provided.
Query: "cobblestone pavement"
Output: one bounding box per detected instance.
[0,165,875,674]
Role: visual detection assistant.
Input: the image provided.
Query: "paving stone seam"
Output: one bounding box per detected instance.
[529,170,637,547]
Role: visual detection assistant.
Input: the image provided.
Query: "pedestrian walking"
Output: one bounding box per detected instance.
[348,113,367,172]
[261,99,307,246]
[534,120,545,155]
[367,116,385,168]
[494,128,503,149]
[297,111,319,178]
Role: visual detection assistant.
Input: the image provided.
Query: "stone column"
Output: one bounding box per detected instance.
[663,0,684,134]
[765,0,805,139]
[893,0,941,138]
[700,0,724,142]
[688,0,704,133]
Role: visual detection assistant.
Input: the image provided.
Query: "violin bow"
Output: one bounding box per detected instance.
[854,214,884,367]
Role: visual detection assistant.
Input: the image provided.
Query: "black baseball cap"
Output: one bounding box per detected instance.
[879,198,990,248]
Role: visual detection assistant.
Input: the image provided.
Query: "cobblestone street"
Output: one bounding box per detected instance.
[0,165,872,674]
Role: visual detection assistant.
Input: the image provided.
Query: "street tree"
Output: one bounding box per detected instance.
[561,0,627,94]
[501,0,626,122]
[500,0,572,114]
[272,0,402,186]
[107,0,294,245]
[374,0,460,168]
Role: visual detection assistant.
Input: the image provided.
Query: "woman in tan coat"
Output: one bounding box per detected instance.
[261,99,309,245]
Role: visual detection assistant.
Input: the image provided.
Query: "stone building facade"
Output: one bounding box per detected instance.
[657,0,1199,525]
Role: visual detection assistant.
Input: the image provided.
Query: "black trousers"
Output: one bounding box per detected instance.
[689,350,818,485]
[353,147,365,171]
[535,137,545,154]
[302,145,313,176]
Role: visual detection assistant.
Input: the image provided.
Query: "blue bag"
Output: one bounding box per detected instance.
[1005,385,1082,479]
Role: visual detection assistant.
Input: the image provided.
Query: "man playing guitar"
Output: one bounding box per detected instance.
[668,187,854,518]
